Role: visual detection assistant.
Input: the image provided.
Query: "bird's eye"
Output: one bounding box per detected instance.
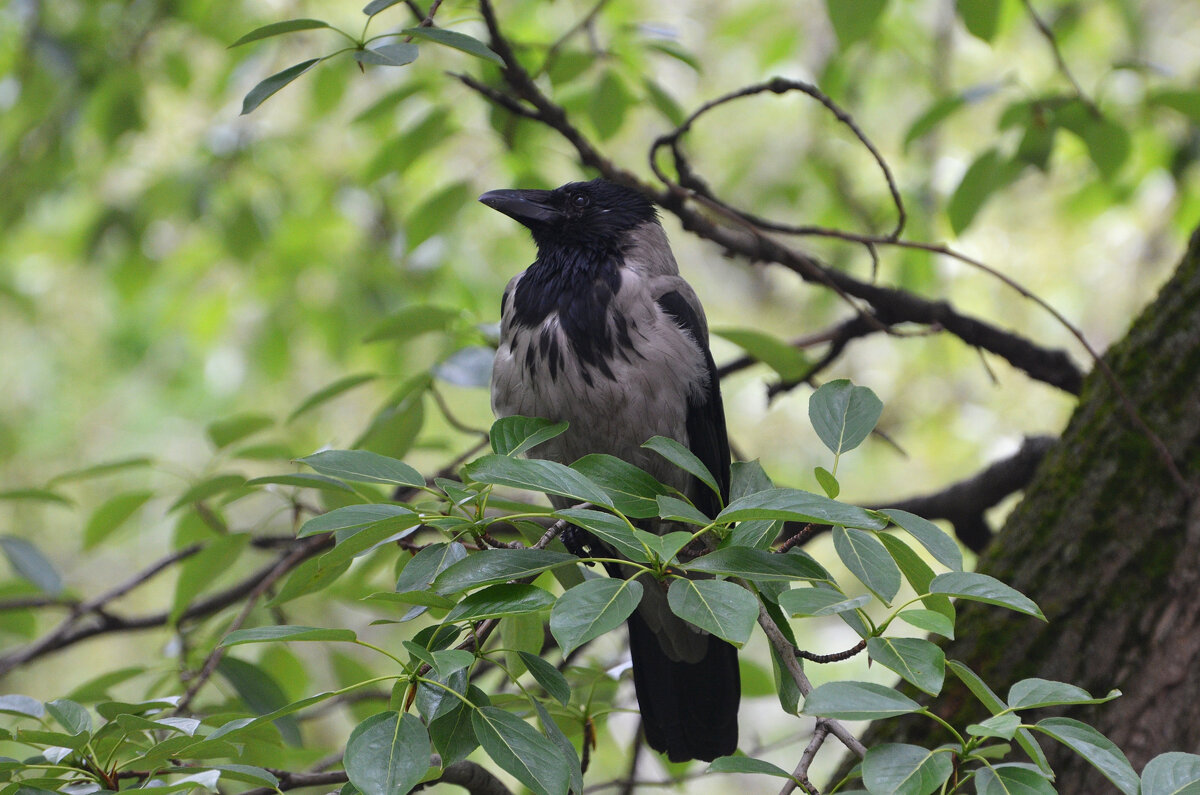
[571,193,590,208]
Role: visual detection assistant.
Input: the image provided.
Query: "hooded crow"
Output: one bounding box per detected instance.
[482,178,739,763]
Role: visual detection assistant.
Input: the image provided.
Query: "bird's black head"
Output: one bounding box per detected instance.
[478,178,658,253]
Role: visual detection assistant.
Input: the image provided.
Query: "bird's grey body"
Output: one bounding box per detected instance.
[483,179,739,762]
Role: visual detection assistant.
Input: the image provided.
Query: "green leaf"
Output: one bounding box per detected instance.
[877,533,955,621]
[881,509,963,571]
[636,530,692,566]
[904,96,966,151]
[345,711,431,795]
[299,449,424,488]
[319,514,421,570]
[518,652,572,706]
[826,0,888,47]
[288,373,378,423]
[1007,678,1120,710]
[814,466,840,498]
[401,27,503,65]
[168,473,246,511]
[713,327,809,381]
[549,578,642,655]
[667,578,758,647]
[229,18,330,48]
[82,491,153,549]
[866,637,945,695]
[433,549,578,594]
[1080,117,1131,180]
[464,454,613,507]
[656,494,711,525]
[171,534,250,625]
[428,697,480,766]
[363,0,406,15]
[967,713,1022,740]
[244,473,355,493]
[571,454,672,519]
[778,587,869,616]
[950,661,1052,775]
[364,304,461,343]
[397,542,468,594]
[947,148,1018,235]
[472,706,572,795]
[975,766,1056,795]
[490,416,569,457]
[957,0,1004,41]
[0,694,45,718]
[216,657,300,745]
[1035,717,1139,795]
[897,609,955,639]
[707,755,795,778]
[0,536,64,594]
[212,766,280,788]
[222,626,357,646]
[643,78,686,126]
[1149,90,1200,124]
[801,681,920,720]
[833,527,901,604]
[48,456,153,485]
[863,743,953,795]
[445,583,556,622]
[0,488,73,506]
[1141,752,1200,795]
[730,460,774,501]
[554,508,650,562]
[207,413,274,449]
[434,346,494,387]
[45,699,92,735]
[808,380,883,456]
[929,571,1045,619]
[299,504,412,537]
[642,436,722,501]
[241,59,320,115]
[717,488,886,530]
[531,699,584,795]
[588,68,632,140]
[354,42,419,67]
[685,547,827,582]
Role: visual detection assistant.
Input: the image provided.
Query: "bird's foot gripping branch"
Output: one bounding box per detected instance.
[4,382,1192,795]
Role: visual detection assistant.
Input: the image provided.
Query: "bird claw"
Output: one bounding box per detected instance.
[560,525,595,565]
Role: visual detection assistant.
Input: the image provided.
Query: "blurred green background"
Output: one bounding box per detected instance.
[2,0,1199,783]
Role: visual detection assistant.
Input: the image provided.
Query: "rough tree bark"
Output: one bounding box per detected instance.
[841,224,1200,791]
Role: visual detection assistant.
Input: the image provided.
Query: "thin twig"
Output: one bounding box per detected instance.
[1020,0,1096,114]
[779,722,829,795]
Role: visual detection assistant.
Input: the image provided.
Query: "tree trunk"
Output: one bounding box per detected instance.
[843,224,1200,791]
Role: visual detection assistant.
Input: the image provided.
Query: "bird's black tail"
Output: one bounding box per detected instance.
[625,610,740,763]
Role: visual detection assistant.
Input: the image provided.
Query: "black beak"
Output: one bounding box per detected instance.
[478,189,561,228]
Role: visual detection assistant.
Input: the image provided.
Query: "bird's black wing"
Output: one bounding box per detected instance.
[655,290,731,518]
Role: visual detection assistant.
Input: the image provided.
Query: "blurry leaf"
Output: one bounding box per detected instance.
[171,535,249,625]
[491,416,569,457]
[401,27,503,65]
[826,0,888,47]
[288,373,378,423]
[643,78,686,126]
[364,109,454,179]
[433,549,577,593]
[642,436,721,500]
[863,743,953,795]
[300,449,424,488]
[244,473,355,493]
[232,443,297,461]
[84,491,154,549]
[464,454,613,507]
[363,0,406,15]
[801,681,920,720]
[957,0,1004,41]
[356,393,425,460]
[1149,89,1200,123]
[1035,718,1139,795]
[216,657,301,746]
[646,41,702,72]
[718,487,885,529]
[707,756,794,778]
[434,346,494,387]
[229,19,331,48]
[472,706,571,795]
[947,148,1018,235]
[589,69,633,140]
[354,43,419,67]
[268,558,351,606]
[1080,117,1131,180]
[406,182,474,250]
[1016,119,1057,170]
[0,489,73,507]
[667,578,758,647]
[222,625,357,646]
[833,527,901,604]
[866,636,946,695]
[345,712,430,795]
[550,578,642,654]
[714,327,810,381]
[168,474,246,511]
[48,457,153,485]
[930,571,1045,619]
[809,379,883,456]
[207,414,274,450]
[904,96,966,151]
[241,59,321,115]
[0,536,63,594]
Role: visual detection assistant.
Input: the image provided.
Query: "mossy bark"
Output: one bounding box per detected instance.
[839,225,1200,791]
